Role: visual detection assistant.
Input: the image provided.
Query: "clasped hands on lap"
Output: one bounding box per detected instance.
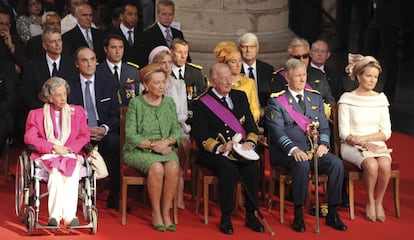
[138,139,173,155]
[346,134,381,152]
[217,141,253,154]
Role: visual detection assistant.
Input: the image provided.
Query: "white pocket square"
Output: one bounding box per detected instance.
[100,98,111,102]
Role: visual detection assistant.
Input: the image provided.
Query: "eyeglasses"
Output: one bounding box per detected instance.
[291,53,310,60]
[311,49,329,54]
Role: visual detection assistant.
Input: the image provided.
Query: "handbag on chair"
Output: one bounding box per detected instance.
[88,146,109,179]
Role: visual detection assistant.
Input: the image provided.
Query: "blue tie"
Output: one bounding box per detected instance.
[85,81,97,127]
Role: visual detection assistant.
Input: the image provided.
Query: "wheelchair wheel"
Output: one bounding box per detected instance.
[90,209,98,234]
[26,209,35,235]
[15,151,29,222]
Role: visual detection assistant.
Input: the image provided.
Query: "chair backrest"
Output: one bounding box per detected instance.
[330,103,341,157]
[120,106,128,165]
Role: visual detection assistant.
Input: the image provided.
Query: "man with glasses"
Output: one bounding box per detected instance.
[310,39,345,102]
[271,37,335,104]
[0,9,25,74]
[238,32,275,112]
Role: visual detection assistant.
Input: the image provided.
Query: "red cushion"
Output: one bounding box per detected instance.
[121,164,146,177]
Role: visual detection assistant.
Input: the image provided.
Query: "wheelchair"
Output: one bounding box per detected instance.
[14,148,98,235]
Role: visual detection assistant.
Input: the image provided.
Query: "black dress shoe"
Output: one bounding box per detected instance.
[245,213,264,232]
[219,216,233,234]
[326,213,348,231]
[292,216,306,232]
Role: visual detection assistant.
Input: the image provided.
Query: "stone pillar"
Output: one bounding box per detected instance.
[173,0,294,72]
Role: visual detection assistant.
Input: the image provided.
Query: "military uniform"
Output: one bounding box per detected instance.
[192,88,259,216]
[266,89,343,207]
[270,65,336,104]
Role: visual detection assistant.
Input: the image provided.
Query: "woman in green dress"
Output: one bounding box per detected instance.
[123,63,181,232]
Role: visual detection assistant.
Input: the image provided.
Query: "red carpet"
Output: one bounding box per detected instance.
[1,132,413,240]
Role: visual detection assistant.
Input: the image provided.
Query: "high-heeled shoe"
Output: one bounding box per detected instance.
[376,204,386,222]
[166,224,176,232]
[366,203,376,222]
[153,225,166,232]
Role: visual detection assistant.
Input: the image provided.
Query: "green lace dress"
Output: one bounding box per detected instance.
[123,95,181,173]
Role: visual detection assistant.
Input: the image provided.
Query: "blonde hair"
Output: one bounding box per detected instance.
[346,54,382,81]
[139,63,168,84]
[213,41,239,63]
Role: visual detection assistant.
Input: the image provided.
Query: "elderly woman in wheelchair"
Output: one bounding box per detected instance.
[23,77,90,228]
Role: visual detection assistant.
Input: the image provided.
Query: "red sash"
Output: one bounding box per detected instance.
[200,93,246,139]
[276,94,310,133]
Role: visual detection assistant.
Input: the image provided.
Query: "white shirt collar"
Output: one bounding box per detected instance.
[310,62,325,72]
[106,59,122,74]
[120,23,133,35]
[242,61,257,73]
[157,22,170,38]
[172,64,185,77]
[288,87,304,102]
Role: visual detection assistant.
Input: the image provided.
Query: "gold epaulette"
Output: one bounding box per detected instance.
[187,62,203,69]
[270,90,286,98]
[246,133,258,145]
[272,68,284,75]
[126,61,140,69]
[305,88,320,94]
[202,138,219,153]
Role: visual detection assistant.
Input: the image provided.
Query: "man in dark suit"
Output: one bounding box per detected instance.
[192,63,264,235]
[96,34,139,107]
[0,9,25,74]
[266,58,347,233]
[271,37,335,104]
[26,11,61,60]
[238,32,275,108]
[0,60,16,155]
[62,2,105,62]
[67,47,121,209]
[22,30,77,110]
[143,0,185,66]
[109,3,145,67]
[310,39,345,102]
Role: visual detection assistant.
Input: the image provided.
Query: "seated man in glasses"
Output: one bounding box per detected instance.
[270,37,335,104]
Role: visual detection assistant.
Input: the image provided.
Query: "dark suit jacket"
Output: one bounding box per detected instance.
[67,72,120,133]
[22,54,77,110]
[171,63,207,98]
[96,61,139,106]
[270,65,335,104]
[62,25,105,63]
[0,34,26,70]
[143,23,185,65]
[0,61,16,139]
[241,59,275,107]
[110,27,146,67]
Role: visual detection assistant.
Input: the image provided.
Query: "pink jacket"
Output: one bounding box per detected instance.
[24,104,90,164]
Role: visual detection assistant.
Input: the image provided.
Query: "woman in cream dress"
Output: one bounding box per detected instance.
[338,55,392,222]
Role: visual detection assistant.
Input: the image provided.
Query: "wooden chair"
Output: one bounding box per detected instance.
[194,165,242,224]
[266,156,328,223]
[119,106,178,225]
[192,138,243,224]
[330,104,400,220]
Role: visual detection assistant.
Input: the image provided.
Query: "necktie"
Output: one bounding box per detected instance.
[248,66,255,80]
[85,81,98,127]
[297,94,306,113]
[113,65,119,82]
[178,68,184,80]
[127,30,133,46]
[85,29,93,49]
[165,28,172,47]
[52,62,58,77]
[221,96,229,108]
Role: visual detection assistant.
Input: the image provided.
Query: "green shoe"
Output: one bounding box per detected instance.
[167,224,176,232]
[153,224,166,232]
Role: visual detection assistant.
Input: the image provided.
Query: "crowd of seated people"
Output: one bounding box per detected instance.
[1,0,399,236]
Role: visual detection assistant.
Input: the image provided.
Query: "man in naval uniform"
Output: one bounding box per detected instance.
[192,63,264,235]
